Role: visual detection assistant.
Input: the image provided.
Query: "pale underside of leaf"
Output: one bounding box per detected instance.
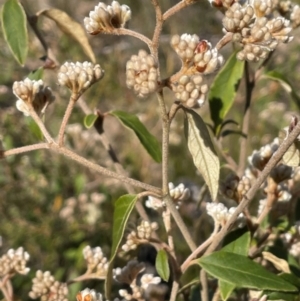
[37,8,95,63]
[185,109,220,200]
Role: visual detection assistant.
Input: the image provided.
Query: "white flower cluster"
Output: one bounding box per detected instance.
[121,221,158,252]
[76,288,103,301]
[0,247,30,277]
[84,1,131,34]
[58,61,104,94]
[126,50,159,98]
[206,202,244,227]
[140,273,161,290]
[145,182,190,210]
[29,270,68,301]
[171,35,223,74]
[83,246,108,277]
[222,174,251,202]
[220,0,293,61]
[172,75,208,108]
[13,78,54,116]
[248,138,279,171]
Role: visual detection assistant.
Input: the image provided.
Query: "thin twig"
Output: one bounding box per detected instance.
[200,269,209,301]
[163,0,198,21]
[151,0,163,62]
[2,143,49,158]
[114,28,153,52]
[58,93,80,146]
[205,120,300,254]
[28,106,54,143]
[215,32,233,50]
[50,144,162,195]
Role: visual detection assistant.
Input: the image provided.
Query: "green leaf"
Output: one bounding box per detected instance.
[222,229,250,256]
[84,114,98,129]
[110,110,162,163]
[1,0,28,65]
[219,280,235,301]
[263,71,300,110]
[209,52,244,134]
[27,68,44,81]
[184,108,219,200]
[219,229,251,300]
[105,194,138,299]
[155,250,170,282]
[37,8,95,63]
[195,251,297,292]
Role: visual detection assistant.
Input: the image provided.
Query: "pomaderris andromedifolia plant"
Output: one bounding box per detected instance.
[1,0,300,300]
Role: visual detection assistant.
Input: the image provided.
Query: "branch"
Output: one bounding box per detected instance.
[205,120,300,254]
[163,0,198,21]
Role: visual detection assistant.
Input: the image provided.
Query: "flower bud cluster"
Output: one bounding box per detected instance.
[220,0,292,62]
[248,138,279,171]
[170,34,199,63]
[84,1,131,34]
[29,270,68,301]
[119,285,143,301]
[206,202,244,227]
[76,288,103,301]
[140,274,161,290]
[145,182,190,210]
[222,174,251,202]
[0,247,30,276]
[253,0,273,17]
[193,40,224,74]
[82,246,108,277]
[208,0,237,10]
[169,182,191,201]
[290,5,300,28]
[172,75,208,108]
[121,221,158,252]
[13,78,54,116]
[223,3,254,32]
[126,50,159,98]
[58,62,104,94]
[171,36,223,75]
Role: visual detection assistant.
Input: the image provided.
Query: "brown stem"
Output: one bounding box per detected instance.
[2,143,49,158]
[28,105,54,143]
[205,120,300,255]
[200,269,209,301]
[58,93,80,146]
[114,28,153,52]
[215,32,233,50]
[151,0,163,63]
[163,0,198,21]
[50,144,162,195]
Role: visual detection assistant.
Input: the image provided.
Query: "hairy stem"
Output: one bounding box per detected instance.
[151,0,163,62]
[200,270,209,301]
[58,93,80,146]
[205,120,300,254]
[28,106,54,143]
[163,0,198,21]
[50,144,162,195]
[2,143,49,158]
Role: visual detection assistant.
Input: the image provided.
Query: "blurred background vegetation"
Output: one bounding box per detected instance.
[0,0,300,300]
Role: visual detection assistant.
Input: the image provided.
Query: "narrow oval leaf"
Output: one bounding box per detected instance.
[196,251,297,292]
[105,194,138,299]
[84,114,98,129]
[219,280,235,301]
[222,229,251,256]
[155,250,170,282]
[37,9,95,63]
[27,68,44,81]
[110,110,162,163]
[219,230,251,300]
[279,129,300,167]
[184,108,219,200]
[209,52,244,133]
[262,251,291,273]
[1,0,28,65]
[263,71,300,110]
